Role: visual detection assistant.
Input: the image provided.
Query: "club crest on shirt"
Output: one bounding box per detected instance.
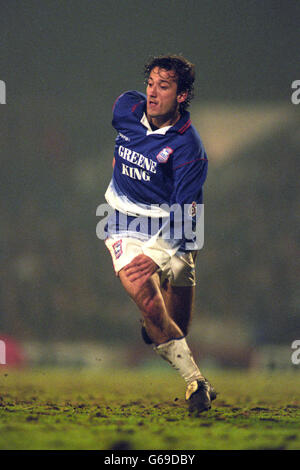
[188,201,197,217]
[112,240,123,259]
[156,147,173,163]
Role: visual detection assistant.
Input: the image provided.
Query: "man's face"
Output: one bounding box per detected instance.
[146,66,183,121]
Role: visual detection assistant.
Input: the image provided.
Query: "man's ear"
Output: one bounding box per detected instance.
[177,91,188,104]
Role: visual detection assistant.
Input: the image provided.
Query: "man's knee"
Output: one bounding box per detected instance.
[119,268,164,320]
[136,289,164,321]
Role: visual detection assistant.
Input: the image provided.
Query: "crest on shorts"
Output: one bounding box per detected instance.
[188,201,197,217]
[112,240,123,259]
[156,147,173,163]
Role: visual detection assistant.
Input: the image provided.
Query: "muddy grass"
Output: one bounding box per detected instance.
[0,368,299,450]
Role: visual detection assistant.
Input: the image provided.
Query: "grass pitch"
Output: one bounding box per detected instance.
[0,367,299,450]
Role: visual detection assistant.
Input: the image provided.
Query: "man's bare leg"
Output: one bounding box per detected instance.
[119,269,183,345]
[119,262,204,382]
[118,254,216,412]
[158,279,217,411]
[161,282,195,337]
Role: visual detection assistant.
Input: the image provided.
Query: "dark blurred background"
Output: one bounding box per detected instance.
[0,0,299,368]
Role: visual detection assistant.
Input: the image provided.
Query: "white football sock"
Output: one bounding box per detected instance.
[154,337,204,384]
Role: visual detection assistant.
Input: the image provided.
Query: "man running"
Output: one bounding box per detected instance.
[104,55,216,413]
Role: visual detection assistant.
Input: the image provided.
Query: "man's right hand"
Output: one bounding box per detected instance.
[122,254,159,287]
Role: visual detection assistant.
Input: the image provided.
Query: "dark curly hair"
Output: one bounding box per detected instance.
[144,54,195,113]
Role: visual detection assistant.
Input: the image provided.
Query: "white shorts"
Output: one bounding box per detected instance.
[105,237,197,287]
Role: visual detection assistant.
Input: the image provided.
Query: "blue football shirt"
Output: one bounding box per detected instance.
[104,90,208,259]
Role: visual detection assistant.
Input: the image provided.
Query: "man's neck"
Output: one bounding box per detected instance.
[147,110,181,129]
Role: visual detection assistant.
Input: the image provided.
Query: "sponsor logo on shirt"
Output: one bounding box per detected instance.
[188,201,197,217]
[118,145,157,182]
[156,147,173,163]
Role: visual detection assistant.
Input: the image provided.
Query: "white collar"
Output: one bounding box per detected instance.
[140,113,172,136]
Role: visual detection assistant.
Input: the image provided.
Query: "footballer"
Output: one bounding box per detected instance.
[104,55,216,413]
